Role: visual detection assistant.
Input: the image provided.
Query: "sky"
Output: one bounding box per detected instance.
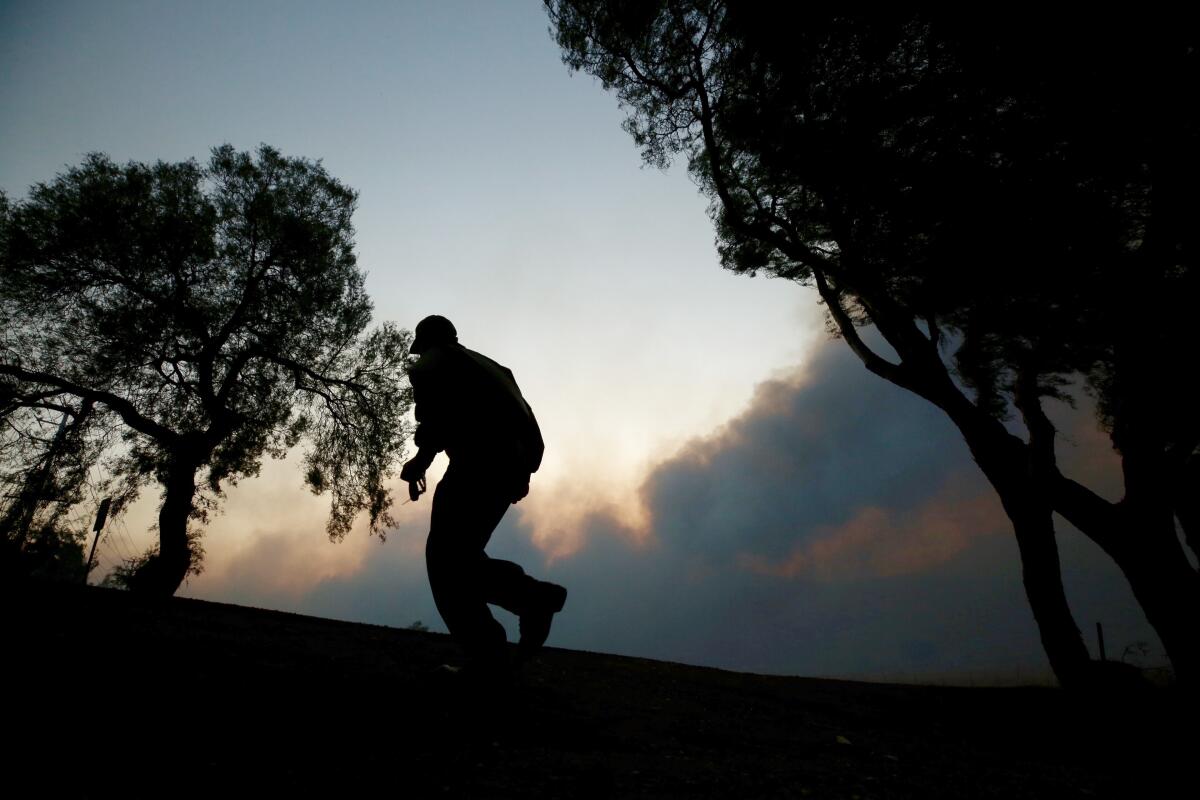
[0,0,1164,682]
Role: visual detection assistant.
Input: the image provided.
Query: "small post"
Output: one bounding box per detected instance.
[83,497,112,585]
[1096,621,1106,662]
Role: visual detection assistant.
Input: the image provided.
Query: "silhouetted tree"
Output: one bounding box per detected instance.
[548,2,1199,685]
[1,390,104,579]
[0,145,414,595]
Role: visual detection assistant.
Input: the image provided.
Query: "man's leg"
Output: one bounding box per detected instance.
[426,467,568,665]
[425,470,511,668]
[480,559,538,613]
[468,488,568,659]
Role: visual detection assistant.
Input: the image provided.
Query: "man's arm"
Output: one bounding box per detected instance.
[401,355,450,499]
[400,446,436,481]
[402,394,441,480]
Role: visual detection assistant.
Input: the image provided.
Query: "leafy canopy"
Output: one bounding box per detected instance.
[550,3,1198,429]
[1,145,413,549]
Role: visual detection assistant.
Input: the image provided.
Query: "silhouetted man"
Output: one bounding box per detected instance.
[400,315,567,678]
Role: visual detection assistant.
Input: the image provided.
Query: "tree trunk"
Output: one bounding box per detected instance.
[1108,420,1200,684]
[948,411,1093,687]
[810,267,1156,687]
[1123,527,1200,686]
[131,454,199,596]
[1004,502,1093,687]
[813,287,1095,686]
[1115,521,1200,685]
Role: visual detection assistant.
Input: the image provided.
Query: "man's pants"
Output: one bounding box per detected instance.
[426,465,539,664]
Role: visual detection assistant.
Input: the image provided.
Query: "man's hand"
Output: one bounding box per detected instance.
[400,458,422,484]
[407,475,427,502]
[401,454,430,501]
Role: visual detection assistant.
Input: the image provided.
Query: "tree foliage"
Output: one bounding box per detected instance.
[549,1,1200,684]
[1,389,113,581]
[1,145,413,594]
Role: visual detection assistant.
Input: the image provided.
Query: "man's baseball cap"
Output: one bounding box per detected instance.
[411,315,458,355]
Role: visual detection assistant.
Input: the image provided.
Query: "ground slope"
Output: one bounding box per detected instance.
[6,581,1188,798]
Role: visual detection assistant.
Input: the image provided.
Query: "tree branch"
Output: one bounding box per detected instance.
[621,51,686,101]
[810,266,908,387]
[203,245,274,373]
[0,363,180,445]
[690,49,836,273]
[924,313,942,351]
[263,352,367,396]
[0,387,84,418]
[1050,473,1120,556]
[1013,364,1057,473]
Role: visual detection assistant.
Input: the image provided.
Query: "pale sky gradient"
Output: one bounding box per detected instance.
[1,1,1161,681]
[2,0,818,546]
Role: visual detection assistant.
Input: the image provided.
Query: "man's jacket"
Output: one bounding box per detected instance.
[408,342,544,478]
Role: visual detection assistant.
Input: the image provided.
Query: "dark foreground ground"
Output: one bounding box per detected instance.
[6,581,1191,798]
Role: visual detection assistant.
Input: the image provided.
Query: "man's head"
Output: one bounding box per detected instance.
[410,315,458,355]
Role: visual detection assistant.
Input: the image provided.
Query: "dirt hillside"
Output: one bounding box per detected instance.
[7,581,1188,798]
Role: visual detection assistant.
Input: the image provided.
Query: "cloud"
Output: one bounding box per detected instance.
[535,337,1160,680]
[737,481,1004,581]
[640,338,985,565]
[196,526,377,603]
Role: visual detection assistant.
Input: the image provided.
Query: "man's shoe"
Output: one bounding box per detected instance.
[518,581,567,659]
